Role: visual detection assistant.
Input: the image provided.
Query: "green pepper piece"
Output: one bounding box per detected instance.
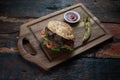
[83,16,91,42]
[51,48,60,52]
[83,22,91,42]
[83,16,89,29]
[63,45,74,51]
[66,47,74,51]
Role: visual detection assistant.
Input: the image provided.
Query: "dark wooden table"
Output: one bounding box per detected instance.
[0,0,120,80]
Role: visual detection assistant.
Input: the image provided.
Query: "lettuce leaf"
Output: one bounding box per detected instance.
[51,48,60,52]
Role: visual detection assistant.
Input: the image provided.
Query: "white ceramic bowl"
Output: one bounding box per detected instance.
[64,11,80,23]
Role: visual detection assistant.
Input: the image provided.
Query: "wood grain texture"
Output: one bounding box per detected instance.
[18,3,112,70]
[0,0,119,23]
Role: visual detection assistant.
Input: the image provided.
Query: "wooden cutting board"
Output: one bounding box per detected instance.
[18,3,112,70]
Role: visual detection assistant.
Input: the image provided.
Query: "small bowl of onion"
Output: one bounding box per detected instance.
[64,11,80,23]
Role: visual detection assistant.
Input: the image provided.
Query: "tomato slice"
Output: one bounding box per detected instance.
[45,41,57,49]
[40,30,46,37]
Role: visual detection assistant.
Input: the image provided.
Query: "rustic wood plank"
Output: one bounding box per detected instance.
[18,3,112,70]
[0,0,119,23]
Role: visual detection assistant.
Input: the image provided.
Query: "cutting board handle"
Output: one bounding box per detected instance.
[18,37,36,58]
[18,37,48,70]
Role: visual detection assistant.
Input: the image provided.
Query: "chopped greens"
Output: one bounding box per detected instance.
[44,34,48,41]
[66,47,74,51]
[63,45,74,51]
[51,48,60,52]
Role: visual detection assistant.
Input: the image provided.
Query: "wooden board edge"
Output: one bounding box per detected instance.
[19,3,83,37]
[80,4,111,34]
[22,3,82,26]
[42,34,113,69]
[18,36,49,70]
[18,3,113,70]
[20,3,112,37]
[18,34,112,70]
[74,34,112,55]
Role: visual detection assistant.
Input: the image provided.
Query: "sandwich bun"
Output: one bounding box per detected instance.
[47,20,74,40]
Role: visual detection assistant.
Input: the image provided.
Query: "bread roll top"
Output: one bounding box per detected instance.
[47,20,74,40]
